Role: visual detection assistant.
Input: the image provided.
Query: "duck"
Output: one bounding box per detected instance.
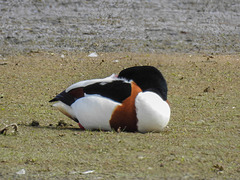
[49,66,170,133]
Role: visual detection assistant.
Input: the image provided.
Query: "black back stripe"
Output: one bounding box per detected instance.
[83,80,131,103]
[50,80,132,106]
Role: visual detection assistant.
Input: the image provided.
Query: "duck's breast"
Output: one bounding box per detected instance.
[135,92,170,133]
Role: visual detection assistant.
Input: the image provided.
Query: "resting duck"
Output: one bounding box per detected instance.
[50,66,170,133]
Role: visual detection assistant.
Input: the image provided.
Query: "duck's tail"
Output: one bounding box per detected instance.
[49,90,76,106]
[49,90,78,122]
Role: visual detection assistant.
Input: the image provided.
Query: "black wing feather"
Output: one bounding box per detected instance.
[50,80,131,105]
[49,90,76,106]
[83,80,131,103]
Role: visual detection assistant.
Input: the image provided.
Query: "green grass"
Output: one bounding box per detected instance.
[0,52,240,179]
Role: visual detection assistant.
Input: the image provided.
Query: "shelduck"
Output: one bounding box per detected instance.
[50,66,170,133]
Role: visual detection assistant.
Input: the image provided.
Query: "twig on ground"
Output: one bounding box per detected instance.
[0,123,18,135]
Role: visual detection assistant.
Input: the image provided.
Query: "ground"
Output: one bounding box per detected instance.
[0,52,239,179]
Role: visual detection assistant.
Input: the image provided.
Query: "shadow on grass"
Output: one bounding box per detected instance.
[19,123,82,131]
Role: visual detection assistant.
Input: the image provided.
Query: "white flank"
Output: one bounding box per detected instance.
[71,95,120,130]
[135,92,170,133]
[66,74,118,92]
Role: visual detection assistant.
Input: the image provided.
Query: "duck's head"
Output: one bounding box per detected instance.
[118,66,168,101]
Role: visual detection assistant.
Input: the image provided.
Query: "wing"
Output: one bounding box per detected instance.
[83,80,131,103]
[50,78,132,106]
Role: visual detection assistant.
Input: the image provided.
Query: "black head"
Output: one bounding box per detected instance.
[118,66,168,101]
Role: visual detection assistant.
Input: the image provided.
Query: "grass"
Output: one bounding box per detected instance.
[0,52,240,179]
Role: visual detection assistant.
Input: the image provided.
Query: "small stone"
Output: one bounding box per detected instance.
[203,86,215,93]
[16,169,25,175]
[112,59,119,63]
[213,164,224,172]
[137,155,144,160]
[81,170,95,174]
[88,52,98,57]
[57,120,67,127]
[30,120,39,126]
[0,62,7,65]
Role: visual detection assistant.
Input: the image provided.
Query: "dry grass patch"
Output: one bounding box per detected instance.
[0,52,239,179]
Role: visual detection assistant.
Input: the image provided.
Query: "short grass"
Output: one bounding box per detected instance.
[0,52,240,179]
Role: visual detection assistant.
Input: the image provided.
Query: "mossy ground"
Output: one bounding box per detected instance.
[0,52,239,179]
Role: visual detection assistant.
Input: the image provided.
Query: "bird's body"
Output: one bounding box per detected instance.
[50,66,170,133]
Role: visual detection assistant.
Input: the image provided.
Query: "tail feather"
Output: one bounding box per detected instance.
[49,97,58,102]
[49,90,76,106]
